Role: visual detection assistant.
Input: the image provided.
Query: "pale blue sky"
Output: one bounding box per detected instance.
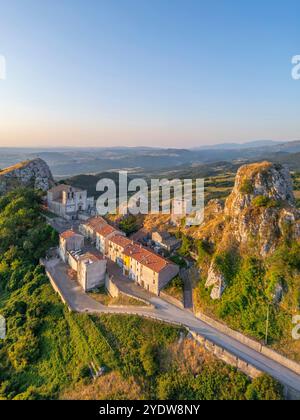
[0,0,299,147]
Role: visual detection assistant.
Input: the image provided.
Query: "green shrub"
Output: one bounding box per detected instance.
[214,251,239,285]
[179,236,193,257]
[140,343,159,377]
[240,179,254,194]
[78,365,91,380]
[252,195,280,208]
[169,255,187,268]
[245,374,284,400]
[197,239,211,264]
[119,215,138,235]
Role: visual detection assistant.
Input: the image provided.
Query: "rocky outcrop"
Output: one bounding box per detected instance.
[224,161,300,256]
[207,199,224,215]
[0,158,54,193]
[225,162,295,219]
[205,264,226,300]
[203,161,300,299]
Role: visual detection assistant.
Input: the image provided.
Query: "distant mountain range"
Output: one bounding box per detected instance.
[0,140,300,178]
[193,140,284,150]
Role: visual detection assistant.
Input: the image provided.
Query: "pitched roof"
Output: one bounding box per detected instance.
[81,216,107,233]
[96,224,119,238]
[78,252,103,264]
[60,230,82,240]
[123,243,174,273]
[109,235,132,248]
[49,184,83,194]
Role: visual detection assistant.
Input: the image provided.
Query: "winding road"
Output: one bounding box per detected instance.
[44,257,300,395]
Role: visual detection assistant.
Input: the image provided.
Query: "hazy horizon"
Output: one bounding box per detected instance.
[0,138,297,151]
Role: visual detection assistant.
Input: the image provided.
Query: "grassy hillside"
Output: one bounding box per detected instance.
[194,250,300,361]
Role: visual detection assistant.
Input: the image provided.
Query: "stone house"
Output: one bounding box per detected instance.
[96,224,124,255]
[170,198,188,226]
[77,252,107,291]
[59,230,106,292]
[59,230,84,262]
[122,243,179,295]
[79,216,108,243]
[152,231,181,252]
[108,235,132,268]
[47,184,94,220]
[66,249,107,292]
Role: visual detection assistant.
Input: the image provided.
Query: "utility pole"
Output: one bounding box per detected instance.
[265,303,270,345]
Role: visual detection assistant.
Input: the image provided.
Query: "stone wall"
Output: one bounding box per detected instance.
[44,267,72,312]
[105,274,120,298]
[189,330,262,379]
[159,291,184,309]
[261,345,300,375]
[196,312,300,376]
[105,274,154,307]
[196,312,262,352]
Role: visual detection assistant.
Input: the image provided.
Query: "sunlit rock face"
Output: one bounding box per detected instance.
[204,161,300,299]
[224,161,299,257]
[0,158,55,193]
[225,161,295,215]
[205,264,226,300]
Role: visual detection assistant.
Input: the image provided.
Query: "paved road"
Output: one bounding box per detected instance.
[44,258,300,393]
[47,217,80,234]
[181,268,194,310]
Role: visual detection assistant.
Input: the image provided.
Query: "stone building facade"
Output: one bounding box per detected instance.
[59,230,85,262]
[47,184,94,220]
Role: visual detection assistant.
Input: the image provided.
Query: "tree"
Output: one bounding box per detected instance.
[245,374,284,400]
[179,236,192,257]
[119,215,138,235]
[197,239,211,264]
[140,343,159,377]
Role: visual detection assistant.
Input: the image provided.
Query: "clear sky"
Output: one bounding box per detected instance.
[0,0,299,148]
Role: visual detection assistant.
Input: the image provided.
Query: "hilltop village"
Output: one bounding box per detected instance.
[1,158,300,400]
[46,183,180,297]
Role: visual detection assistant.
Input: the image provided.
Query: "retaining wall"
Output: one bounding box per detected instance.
[261,345,300,375]
[105,275,154,308]
[105,274,120,298]
[189,330,262,379]
[159,291,184,309]
[45,268,72,312]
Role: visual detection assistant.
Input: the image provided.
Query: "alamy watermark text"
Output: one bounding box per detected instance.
[96,171,204,226]
[292,55,300,80]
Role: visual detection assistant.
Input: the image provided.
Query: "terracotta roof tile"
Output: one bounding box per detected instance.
[60,230,82,240]
[81,216,108,233]
[49,184,82,193]
[96,224,119,238]
[109,235,132,248]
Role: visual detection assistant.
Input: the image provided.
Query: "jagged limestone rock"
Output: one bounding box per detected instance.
[0,158,54,193]
[204,161,300,299]
[224,161,300,256]
[272,283,283,304]
[225,162,295,218]
[207,199,224,214]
